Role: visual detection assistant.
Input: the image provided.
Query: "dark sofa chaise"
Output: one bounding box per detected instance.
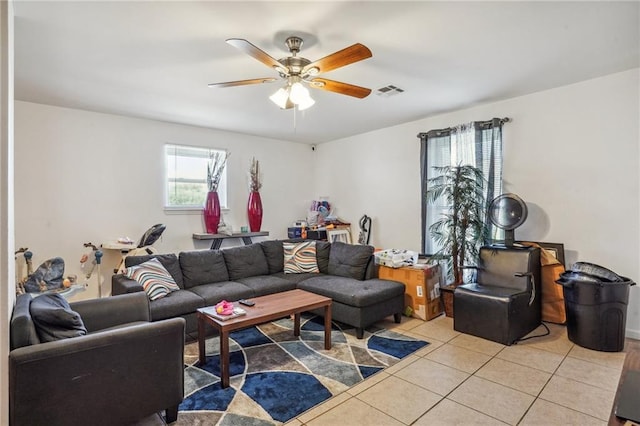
[9,292,185,426]
[112,241,405,338]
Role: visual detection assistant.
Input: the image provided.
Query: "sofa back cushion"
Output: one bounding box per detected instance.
[222,244,269,280]
[179,250,229,288]
[328,242,374,280]
[124,253,184,289]
[315,241,331,274]
[260,240,284,274]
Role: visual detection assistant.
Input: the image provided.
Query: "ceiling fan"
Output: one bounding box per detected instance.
[208,36,373,110]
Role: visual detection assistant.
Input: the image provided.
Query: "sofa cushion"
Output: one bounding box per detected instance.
[179,250,229,288]
[29,294,87,342]
[149,289,205,321]
[298,276,405,308]
[189,281,254,305]
[260,240,284,274]
[125,258,181,301]
[236,275,297,297]
[316,241,331,274]
[222,244,269,280]
[125,253,185,289]
[271,271,323,285]
[327,242,374,280]
[284,241,320,274]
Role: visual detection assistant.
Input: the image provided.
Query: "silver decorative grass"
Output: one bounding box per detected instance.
[207,151,229,192]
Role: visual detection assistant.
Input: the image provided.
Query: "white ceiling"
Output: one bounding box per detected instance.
[13,1,640,144]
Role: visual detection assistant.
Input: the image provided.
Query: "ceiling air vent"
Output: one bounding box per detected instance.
[376,85,405,97]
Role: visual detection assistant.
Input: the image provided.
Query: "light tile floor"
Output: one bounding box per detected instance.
[285,314,630,426]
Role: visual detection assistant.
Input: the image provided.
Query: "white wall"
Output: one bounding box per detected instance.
[14,102,313,300]
[315,69,640,337]
[1,1,14,424]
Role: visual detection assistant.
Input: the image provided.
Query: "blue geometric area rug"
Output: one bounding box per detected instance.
[177,314,429,425]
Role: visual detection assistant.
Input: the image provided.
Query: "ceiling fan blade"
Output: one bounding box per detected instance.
[208,78,277,88]
[309,78,372,99]
[303,43,372,75]
[226,38,285,73]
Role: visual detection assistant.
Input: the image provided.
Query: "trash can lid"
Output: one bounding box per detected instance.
[570,262,624,282]
[556,270,635,287]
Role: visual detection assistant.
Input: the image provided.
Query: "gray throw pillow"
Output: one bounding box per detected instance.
[327,242,374,280]
[29,294,87,342]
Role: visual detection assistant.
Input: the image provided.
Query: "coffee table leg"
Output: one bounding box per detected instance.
[198,313,206,365]
[294,312,301,337]
[324,303,332,350]
[220,330,230,388]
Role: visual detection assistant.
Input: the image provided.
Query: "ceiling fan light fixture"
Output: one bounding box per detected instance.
[296,95,315,111]
[269,87,290,109]
[289,81,311,104]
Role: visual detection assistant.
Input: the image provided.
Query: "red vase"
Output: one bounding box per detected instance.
[203,191,221,234]
[247,191,263,232]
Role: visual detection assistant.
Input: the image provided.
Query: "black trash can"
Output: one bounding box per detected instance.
[557,268,635,352]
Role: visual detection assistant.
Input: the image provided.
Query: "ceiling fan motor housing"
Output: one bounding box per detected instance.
[277,57,311,77]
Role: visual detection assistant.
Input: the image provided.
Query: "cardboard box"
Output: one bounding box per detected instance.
[378,264,443,320]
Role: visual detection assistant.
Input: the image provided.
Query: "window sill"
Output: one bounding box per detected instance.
[164,207,230,215]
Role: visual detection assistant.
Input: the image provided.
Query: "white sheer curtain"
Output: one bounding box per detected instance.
[419,119,505,256]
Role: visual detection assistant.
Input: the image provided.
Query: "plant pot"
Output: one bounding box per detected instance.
[440,283,458,318]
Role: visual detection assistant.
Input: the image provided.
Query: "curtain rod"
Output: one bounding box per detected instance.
[417,117,511,139]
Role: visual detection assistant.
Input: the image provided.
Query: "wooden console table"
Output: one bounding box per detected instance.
[192,231,269,249]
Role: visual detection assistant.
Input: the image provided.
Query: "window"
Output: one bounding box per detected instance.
[419,118,507,255]
[164,144,228,210]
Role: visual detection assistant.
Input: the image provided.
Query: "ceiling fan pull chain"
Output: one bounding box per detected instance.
[293,105,297,132]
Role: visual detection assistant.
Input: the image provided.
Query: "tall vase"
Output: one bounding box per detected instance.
[203,191,221,234]
[247,191,263,232]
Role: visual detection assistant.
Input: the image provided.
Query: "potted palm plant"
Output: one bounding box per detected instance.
[426,164,488,316]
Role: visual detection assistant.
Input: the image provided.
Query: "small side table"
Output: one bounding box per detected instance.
[101,242,137,273]
[192,231,269,249]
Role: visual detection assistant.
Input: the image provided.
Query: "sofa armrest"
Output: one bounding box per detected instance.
[9,317,185,426]
[112,273,144,295]
[71,292,151,333]
[10,294,39,349]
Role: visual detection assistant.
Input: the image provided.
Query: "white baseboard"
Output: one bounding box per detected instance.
[626,328,640,340]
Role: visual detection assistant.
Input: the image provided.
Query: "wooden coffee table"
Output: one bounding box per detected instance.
[197,289,332,388]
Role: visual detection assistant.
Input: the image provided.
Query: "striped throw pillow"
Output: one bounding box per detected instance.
[284,241,320,274]
[125,258,180,301]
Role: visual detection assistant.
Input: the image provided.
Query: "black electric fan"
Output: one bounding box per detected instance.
[488,193,528,246]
